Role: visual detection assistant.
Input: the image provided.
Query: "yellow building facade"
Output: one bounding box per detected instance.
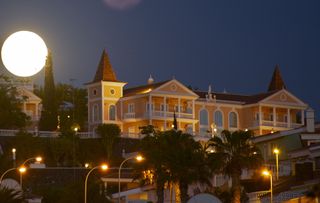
[86,51,308,138]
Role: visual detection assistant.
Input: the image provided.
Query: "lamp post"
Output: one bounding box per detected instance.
[0,168,16,184]
[12,148,16,167]
[20,156,42,189]
[18,166,26,188]
[118,155,144,203]
[273,148,280,181]
[262,170,273,203]
[84,164,108,203]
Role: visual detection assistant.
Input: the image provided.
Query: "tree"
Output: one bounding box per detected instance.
[39,52,58,131]
[0,186,26,203]
[95,124,120,162]
[137,129,212,203]
[137,131,170,203]
[0,75,30,129]
[306,183,320,203]
[208,130,263,203]
[161,130,211,203]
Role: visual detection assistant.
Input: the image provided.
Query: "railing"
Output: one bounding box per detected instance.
[144,111,194,119]
[124,113,135,119]
[252,120,303,129]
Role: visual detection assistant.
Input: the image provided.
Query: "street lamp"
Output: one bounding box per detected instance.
[262,169,273,203]
[20,156,42,189]
[84,164,108,203]
[0,168,17,184]
[18,166,26,188]
[273,148,280,181]
[22,156,42,165]
[118,155,144,203]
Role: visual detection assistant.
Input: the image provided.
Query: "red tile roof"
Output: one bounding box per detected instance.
[123,80,170,96]
[194,90,278,104]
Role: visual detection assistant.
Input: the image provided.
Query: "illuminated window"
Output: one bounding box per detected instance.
[199,109,209,135]
[214,110,223,127]
[109,105,116,120]
[93,105,99,122]
[229,112,238,128]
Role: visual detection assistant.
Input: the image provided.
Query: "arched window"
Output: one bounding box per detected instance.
[229,112,238,128]
[199,109,208,135]
[93,105,98,122]
[214,111,223,128]
[109,105,116,121]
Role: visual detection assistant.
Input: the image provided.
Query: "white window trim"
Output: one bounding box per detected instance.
[228,111,239,129]
[213,110,224,128]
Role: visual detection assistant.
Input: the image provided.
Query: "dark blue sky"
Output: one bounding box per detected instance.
[0,0,319,116]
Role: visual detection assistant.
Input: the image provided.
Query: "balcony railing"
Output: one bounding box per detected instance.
[252,120,303,128]
[144,111,194,119]
[124,112,135,119]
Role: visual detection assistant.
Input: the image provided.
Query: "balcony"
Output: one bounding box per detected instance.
[145,111,193,120]
[252,120,303,129]
[124,112,136,119]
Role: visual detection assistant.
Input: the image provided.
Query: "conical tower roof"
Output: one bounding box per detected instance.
[92,50,118,83]
[268,64,286,91]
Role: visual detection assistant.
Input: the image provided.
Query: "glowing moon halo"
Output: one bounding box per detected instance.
[1,31,48,77]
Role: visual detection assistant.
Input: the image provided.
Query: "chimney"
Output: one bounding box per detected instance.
[306,107,315,133]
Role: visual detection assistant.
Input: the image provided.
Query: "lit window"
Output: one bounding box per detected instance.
[214,111,223,127]
[229,112,238,128]
[199,109,209,136]
[109,105,116,120]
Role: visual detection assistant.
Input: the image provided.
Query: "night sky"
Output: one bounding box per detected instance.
[0,1,319,117]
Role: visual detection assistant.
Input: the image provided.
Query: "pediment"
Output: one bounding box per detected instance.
[260,89,307,107]
[152,79,199,98]
[17,87,41,102]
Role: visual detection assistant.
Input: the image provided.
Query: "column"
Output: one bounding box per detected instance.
[149,95,152,125]
[164,96,167,130]
[301,109,305,125]
[273,107,276,127]
[120,100,123,120]
[101,84,104,122]
[259,105,262,135]
[35,103,38,121]
[192,100,195,135]
[178,97,181,128]
[287,108,291,128]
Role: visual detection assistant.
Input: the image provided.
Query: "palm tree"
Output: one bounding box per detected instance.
[0,186,26,203]
[208,130,263,203]
[161,130,211,203]
[95,123,120,162]
[137,130,170,203]
[137,129,212,203]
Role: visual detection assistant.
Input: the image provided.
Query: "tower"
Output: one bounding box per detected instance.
[86,50,126,132]
[268,64,286,91]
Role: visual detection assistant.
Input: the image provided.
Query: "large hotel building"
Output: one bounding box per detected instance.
[86,50,308,138]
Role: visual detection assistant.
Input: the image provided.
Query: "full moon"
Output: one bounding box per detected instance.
[1,31,48,77]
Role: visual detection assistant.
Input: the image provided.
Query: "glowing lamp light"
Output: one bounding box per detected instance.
[12,148,16,153]
[273,148,280,155]
[35,157,42,162]
[1,31,48,77]
[262,170,271,177]
[19,166,26,173]
[100,164,108,171]
[136,155,144,161]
